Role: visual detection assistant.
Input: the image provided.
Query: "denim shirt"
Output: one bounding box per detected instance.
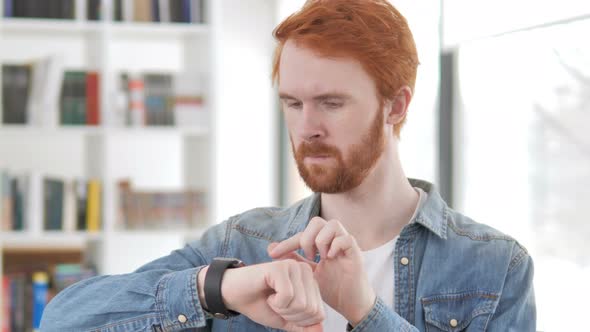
[41,179,536,331]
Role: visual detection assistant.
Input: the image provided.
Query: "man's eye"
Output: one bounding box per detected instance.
[288,102,302,109]
[324,102,342,109]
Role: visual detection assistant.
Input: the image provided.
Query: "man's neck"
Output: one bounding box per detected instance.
[318,146,419,251]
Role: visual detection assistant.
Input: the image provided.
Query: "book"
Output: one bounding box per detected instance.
[86,71,100,125]
[11,175,27,231]
[75,179,88,231]
[60,71,87,125]
[128,74,146,126]
[152,0,161,22]
[2,64,31,124]
[4,0,13,17]
[26,171,43,234]
[10,274,25,332]
[0,170,13,231]
[43,178,65,231]
[158,0,170,22]
[1,276,10,332]
[53,264,96,293]
[134,0,152,22]
[27,55,65,127]
[8,0,75,19]
[169,0,183,23]
[190,0,203,23]
[32,272,49,331]
[2,264,96,332]
[144,73,174,126]
[62,180,77,232]
[114,0,123,21]
[87,0,102,20]
[118,180,206,230]
[86,179,101,232]
[123,0,135,22]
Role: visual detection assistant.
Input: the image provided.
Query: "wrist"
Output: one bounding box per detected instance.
[347,292,377,327]
[197,266,209,309]
[220,267,239,311]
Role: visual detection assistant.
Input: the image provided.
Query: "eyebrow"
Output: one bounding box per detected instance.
[278,92,351,102]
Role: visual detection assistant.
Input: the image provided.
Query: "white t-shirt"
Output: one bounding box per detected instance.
[322,188,427,331]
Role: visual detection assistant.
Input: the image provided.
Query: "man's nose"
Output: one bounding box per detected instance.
[300,106,324,142]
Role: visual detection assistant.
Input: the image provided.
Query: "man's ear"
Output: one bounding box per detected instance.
[385,86,413,125]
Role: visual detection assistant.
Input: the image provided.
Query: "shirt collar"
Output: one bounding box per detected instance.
[287,178,449,240]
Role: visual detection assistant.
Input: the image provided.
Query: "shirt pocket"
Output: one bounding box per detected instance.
[421,291,499,332]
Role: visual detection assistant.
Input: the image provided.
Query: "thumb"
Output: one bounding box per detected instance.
[267,242,279,254]
[271,251,318,271]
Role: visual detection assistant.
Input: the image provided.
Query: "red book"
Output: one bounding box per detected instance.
[86,72,100,125]
[1,276,11,332]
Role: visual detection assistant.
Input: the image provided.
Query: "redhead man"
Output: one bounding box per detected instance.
[42,1,536,331]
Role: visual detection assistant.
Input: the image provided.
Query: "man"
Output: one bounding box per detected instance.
[41,1,536,331]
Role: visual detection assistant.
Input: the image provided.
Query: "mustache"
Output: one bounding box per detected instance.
[296,142,340,158]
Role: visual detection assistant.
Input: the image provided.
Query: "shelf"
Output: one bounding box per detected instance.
[0,228,207,251]
[0,18,101,34]
[0,231,102,251]
[109,22,209,38]
[0,18,209,37]
[113,228,207,238]
[0,125,210,137]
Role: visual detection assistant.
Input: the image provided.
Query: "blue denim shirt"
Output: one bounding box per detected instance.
[41,179,536,331]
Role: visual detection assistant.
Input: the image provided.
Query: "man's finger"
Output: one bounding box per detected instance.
[314,220,346,258]
[327,234,356,259]
[299,217,328,260]
[271,217,327,260]
[269,243,317,266]
[269,233,303,258]
[267,261,295,309]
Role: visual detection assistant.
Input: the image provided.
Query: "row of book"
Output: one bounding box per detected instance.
[3,0,75,19]
[118,72,206,127]
[1,60,207,128]
[117,180,207,230]
[1,61,99,126]
[3,0,206,24]
[0,170,102,232]
[2,263,96,332]
[91,0,207,24]
[60,71,100,126]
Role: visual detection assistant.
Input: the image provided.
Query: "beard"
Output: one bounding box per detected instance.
[292,108,385,194]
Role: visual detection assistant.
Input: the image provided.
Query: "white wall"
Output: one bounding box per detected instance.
[211,0,278,221]
[443,0,590,48]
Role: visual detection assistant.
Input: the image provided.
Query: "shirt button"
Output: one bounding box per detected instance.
[400,257,409,265]
[178,314,188,323]
[450,319,458,327]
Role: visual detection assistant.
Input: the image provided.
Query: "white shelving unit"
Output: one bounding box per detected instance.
[0,0,279,320]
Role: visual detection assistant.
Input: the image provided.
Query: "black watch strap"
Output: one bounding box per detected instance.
[204,258,244,319]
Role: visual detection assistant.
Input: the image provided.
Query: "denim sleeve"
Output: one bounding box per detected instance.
[348,297,419,332]
[486,244,536,331]
[40,221,229,332]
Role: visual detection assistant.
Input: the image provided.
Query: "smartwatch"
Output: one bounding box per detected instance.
[203,257,245,319]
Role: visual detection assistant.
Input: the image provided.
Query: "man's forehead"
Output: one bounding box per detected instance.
[278,40,375,98]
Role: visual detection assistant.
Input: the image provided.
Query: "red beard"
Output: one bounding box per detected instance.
[293,108,385,193]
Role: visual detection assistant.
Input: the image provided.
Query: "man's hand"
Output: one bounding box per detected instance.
[197,260,324,332]
[268,217,376,326]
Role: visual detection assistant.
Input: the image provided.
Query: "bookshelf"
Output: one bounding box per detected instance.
[0,0,279,328]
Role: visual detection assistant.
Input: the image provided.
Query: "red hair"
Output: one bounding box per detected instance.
[272,0,419,136]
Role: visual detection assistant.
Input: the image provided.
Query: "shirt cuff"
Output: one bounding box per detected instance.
[155,266,209,331]
[347,297,415,332]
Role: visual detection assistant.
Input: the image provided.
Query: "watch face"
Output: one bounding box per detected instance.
[214,257,244,268]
